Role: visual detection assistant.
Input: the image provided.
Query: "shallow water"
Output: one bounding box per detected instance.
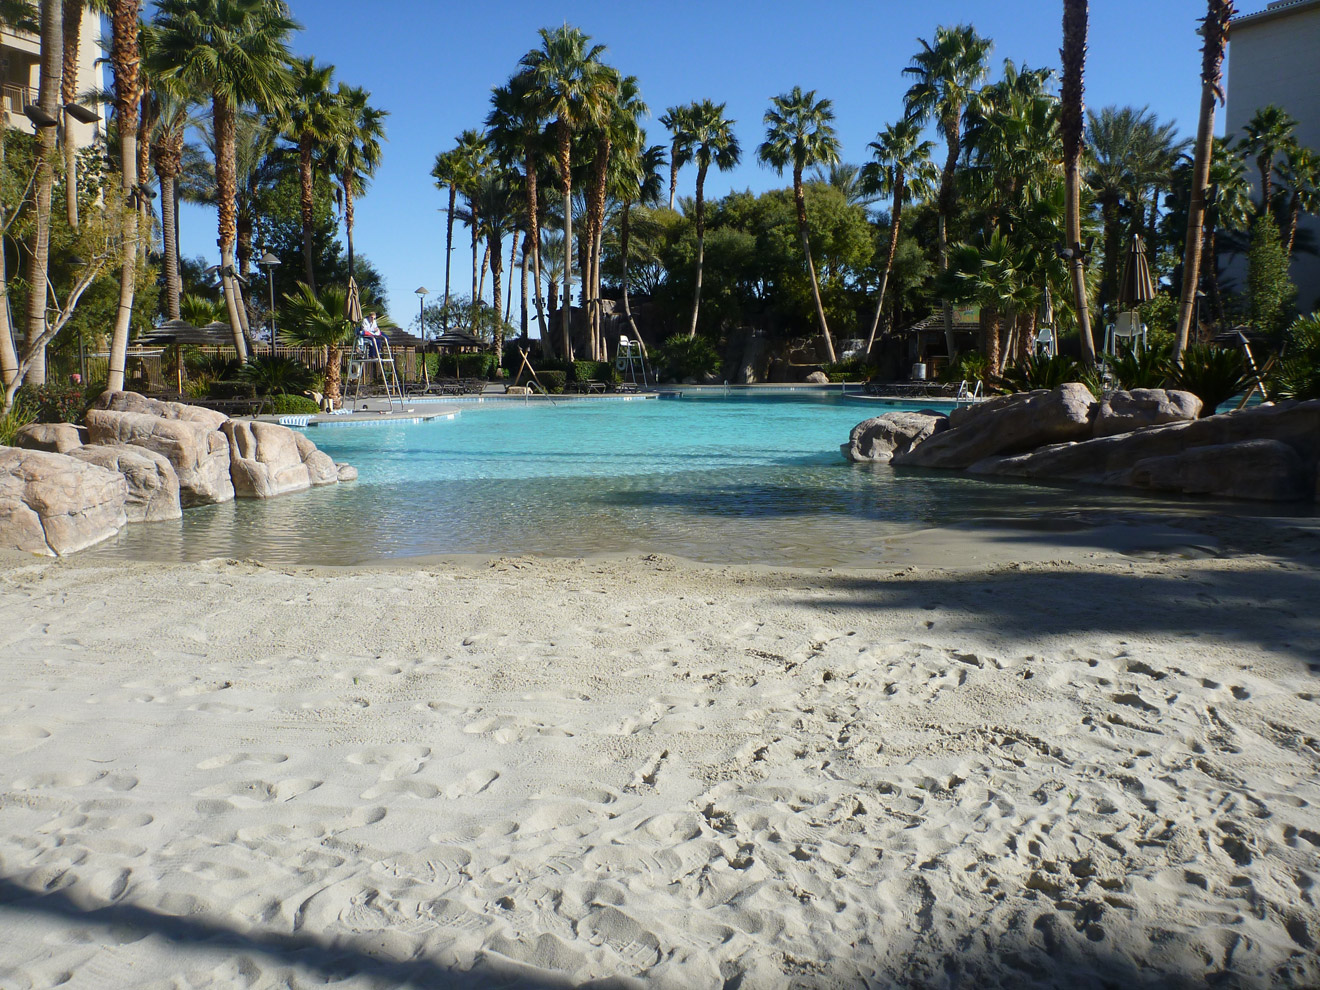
[84,394,1315,567]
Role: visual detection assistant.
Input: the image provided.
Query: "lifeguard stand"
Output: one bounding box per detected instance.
[615,335,649,390]
[346,333,405,412]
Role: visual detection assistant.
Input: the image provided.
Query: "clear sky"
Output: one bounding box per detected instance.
[167,0,1256,327]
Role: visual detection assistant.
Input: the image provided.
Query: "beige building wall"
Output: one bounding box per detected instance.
[1,10,105,150]
[1226,0,1320,313]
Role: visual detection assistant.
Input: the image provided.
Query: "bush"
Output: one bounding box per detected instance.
[0,391,37,445]
[1167,344,1248,415]
[239,355,315,397]
[537,370,566,394]
[822,358,871,383]
[265,393,321,415]
[13,381,87,424]
[997,354,1082,392]
[654,334,721,381]
[570,360,618,384]
[1269,312,1320,400]
[942,352,990,389]
[434,352,495,379]
[1109,342,1172,390]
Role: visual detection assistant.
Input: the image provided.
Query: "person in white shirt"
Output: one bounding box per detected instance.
[360,311,382,357]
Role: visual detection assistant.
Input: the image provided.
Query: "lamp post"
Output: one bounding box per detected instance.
[415,287,430,388]
[258,252,281,356]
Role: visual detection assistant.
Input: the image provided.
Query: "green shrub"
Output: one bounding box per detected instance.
[654,334,721,381]
[571,360,618,384]
[942,352,991,389]
[1109,342,1172,390]
[238,355,314,397]
[13,381,87,424]
[537,370,566,394]
[434,352,495,379]
[193,353,241,381]
[1269,312,1320,400]
[822,358,871,383]
[0,392,37,445]
[1167,344,1248,415]
[265,393,321,415]
[997,354,1083,392]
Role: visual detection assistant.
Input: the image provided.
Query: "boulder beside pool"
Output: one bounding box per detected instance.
[224,420,339,498]
[842,411,948,464]
[68,443,182,522]
[0,446,128,555]
[13,422,87,453]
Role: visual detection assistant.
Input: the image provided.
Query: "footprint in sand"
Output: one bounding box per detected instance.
[444,769,499,800]
[347,745,431,780]
[194,778,322,807]
[196,752,289,770]
[360,779,440,801]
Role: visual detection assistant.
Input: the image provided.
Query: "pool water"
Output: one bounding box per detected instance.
[81,393,1299,567]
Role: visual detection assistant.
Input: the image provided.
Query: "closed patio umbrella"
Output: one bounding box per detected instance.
[1118,234,1156,309]
[344,276,363,325]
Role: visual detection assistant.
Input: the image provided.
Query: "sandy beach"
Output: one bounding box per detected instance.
[1,519,1319,989]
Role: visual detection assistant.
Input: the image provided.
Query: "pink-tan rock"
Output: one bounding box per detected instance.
[0,446,127,555]
[224,421,339,498]
[12,422,87,453]
[84,408,233,507]
[68,443,182,522]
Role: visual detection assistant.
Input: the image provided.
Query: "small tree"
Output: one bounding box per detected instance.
[1246,213,1295,336]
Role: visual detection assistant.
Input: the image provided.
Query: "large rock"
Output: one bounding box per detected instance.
[0,446,127,555]
[969,399,1320,501]
[894,383,1097,469]
[336,463,358,483]
[223,421,339,498]
[84,408,233,507]
[1093,388,1202,438]
[1124,439,1310,501]
[804,371,830,384]
[94,390,228,430]
[842,411,948,464]
[12,422,87,453]
[68,444,182,522]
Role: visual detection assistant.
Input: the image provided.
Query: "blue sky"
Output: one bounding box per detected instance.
[168,0,1251,326]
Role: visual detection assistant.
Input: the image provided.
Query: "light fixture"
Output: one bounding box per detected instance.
[415,287,429,341]
[64,102,99,125]
[23,104,58,128]
[258,253,281,354]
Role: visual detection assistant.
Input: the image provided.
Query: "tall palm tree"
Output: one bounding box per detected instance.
[860,119,937,355]
[521,24,613,360]
[1175,0,1236,361]
[277,57,342,293]
[613,141,666,346]
[471,168,518,367]
[144,63,201,321]
[430,146,462,314]
[1239,104,1297,216]
[152,0,297,363]
[757,86,841,362]
[1060,0,1096,367]
[1277,143,1319,259]
[60,0,93,228]
[487,72,548,342]
[447,129,490,328]
[903,23,992,362]
[659,104,693,210]
[329,83,387,280]
[682,100,740,337]
[21,0,63,386]
[280,282,352,408]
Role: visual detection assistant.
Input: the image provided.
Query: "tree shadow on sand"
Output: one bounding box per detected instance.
[0,875,1298,989]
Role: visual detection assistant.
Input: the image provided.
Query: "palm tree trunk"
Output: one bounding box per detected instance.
[22,0,62,387]
[444,184,456,312]
[0,127,17,387]
[1286,195,1300,258]
[524,146,548,345]
[1100,195,1121,324]
[325,345,342,407]
[794,167,836,363]
[986,310,1002,376]
[620,199,644,350]
[558,123,574,361]
[520,233,530,341]
[864,175,905,356]
[343,174,356,277]
[213,94,248,362]
[668,138,679,210]
[159,169,181,320]
[61,0,82,230]
[470,206,480,329]
[1061,0,1097,368]
[137,87,152,265]
[939,125,959,362]
[688,162,709,338]
[1175,0,1234,362]
[490,235,503,367]
[505,228,519,322]
[299,136,316,292]
[478,245,489,300]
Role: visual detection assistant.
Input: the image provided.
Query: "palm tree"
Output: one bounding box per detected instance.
[20,0,63,386]
[1240,104,1298,215]
[860,119,936,355]
[151,0,297,363]
[146,70,201,321]
[1277,143,1319,259]
[329,83,387,280]
[903,24,992,362]
[613,141,666,346]
[659,104,693,210]
[430,145,462,314]
[280,282,353,408]
[1175,0,1236,361]
[683,100,740,337]
[60,0,96,228]
[487,72,548,341]
[521,24,613,360]
[1060,0,1097,367]
[471,168,518,366]
[757,86,841,362]
[447,129,491,328]
[277,57,342,293]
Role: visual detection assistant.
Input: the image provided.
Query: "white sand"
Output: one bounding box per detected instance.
[1,527,1318,988]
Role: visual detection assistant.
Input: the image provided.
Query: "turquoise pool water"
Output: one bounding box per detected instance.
[82,393,1302,567]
